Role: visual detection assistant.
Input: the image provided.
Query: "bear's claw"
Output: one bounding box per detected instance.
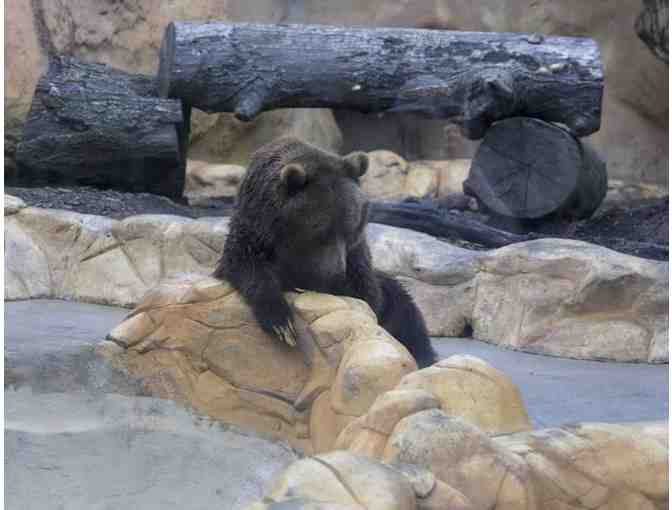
[273,324,297,347]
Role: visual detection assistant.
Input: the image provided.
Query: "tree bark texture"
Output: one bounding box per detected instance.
[158,22,603,139]
[636,0,669,63]
[15,57,187,198]
[463,117,607,220]
[369,200,530,248]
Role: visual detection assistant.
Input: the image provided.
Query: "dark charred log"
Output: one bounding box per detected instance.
[15,57,187,198]
[158,22,603,139]
[369,200,530,248]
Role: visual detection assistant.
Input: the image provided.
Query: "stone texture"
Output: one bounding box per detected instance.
[335,354,531,460]
[249,451,417,510]
[184,160,246,201]
[189,108,344,167]
[361,152,471,200]
[397,355,532,434]
[410,159,471,197]
[254,415,668,510]
[471,238,669,363]
[105,277,416,453]
[6,201,667,363]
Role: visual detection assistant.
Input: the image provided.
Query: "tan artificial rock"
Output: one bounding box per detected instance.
[184,161,246,201]
[363,390,441,435]
[331,339,417,417]
[105,276,414,453]
[397,355,532,434]
[256,451,417,510]
[471,238,669,363]
[190,108,343,167]
[334,389,441,459]
[405,165,438,198]
[494,422,669,510]
[383,410,534,510]
[409,159,471,197]
[360,150,410,200]
[252,419,669,508]
[4,215,51,300]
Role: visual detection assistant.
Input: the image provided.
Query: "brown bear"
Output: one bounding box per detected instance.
[214,137,437,368]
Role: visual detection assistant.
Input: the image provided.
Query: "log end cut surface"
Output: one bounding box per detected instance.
[465,117,581,219]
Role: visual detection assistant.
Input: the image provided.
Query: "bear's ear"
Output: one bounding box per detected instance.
[280,163,307,192]
[344,151,369,179]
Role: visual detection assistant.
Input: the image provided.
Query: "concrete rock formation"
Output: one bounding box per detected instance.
[104,276,418,452]
[250,419,668,509]
[104,275,536,454]
[184,161,246,202]
[6,199,668,363]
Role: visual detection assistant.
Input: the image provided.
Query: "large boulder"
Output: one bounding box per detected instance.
[471,238,669,363]
[334,355,531,459]
[367,224,669,363]
[249,416,668,510]
[104,276,417,453]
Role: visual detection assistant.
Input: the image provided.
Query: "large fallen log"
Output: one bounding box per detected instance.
[636,0,668,63]
[15,57,187,198]
[158,22,603,139]
[369,200,530,248]
[463,117,607,220]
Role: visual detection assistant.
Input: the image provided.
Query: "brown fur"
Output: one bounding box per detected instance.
[214,137,437,367]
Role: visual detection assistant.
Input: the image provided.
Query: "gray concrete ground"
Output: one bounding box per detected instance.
[4,299,669,509]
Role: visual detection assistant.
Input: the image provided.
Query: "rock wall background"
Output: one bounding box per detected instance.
[5,0,668,184]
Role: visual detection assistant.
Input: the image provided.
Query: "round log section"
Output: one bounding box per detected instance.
[15,57,187,198]
[157,22,604,139]
[463,117,607,220]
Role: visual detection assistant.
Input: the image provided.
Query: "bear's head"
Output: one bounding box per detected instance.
[235,137,370,249]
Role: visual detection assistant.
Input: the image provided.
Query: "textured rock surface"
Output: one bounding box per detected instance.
[471,238,669,363]
[105,276,417,452]
[6,201,667,363]
[250,417,668,510]
[248,451,417,510]
[189,108,343,167]
[335,355,531,460]
[5,2,667,184]
[185,160,246,201]
[361,151,436,200]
